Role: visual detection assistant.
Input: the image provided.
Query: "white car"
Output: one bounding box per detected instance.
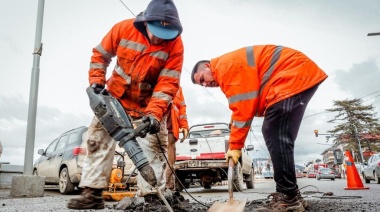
[362,153,380,184]
[174,122,255,191]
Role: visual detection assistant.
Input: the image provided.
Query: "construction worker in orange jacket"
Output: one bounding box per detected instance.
[165,86,189,190]
[68,0,183,210]
[191,45,327,212]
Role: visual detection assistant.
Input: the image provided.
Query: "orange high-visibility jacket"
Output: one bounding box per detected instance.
[210,45,328,150]
[170,86,189,140]
[89,19,184,121]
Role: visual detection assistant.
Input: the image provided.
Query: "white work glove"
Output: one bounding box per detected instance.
[179,128,189,143]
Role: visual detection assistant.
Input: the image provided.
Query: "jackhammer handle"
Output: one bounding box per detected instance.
[124,122,150,141]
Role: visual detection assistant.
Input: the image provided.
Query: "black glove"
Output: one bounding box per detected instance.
[142,115,160,134]
[91,83,107,95]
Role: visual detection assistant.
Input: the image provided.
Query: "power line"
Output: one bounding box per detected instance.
[303,89,380,119]
[119,0,136,17]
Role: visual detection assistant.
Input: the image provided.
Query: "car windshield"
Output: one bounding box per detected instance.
[189,129,229,138]
[320,168,331,172]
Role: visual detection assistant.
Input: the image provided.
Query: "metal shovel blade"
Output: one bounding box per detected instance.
[208,159,246,212]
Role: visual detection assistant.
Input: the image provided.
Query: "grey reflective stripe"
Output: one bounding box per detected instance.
[150,51,169,60]
[119,39,146,52]
[232,119,253,128]
[260,45,283,89]
[180,101,186,106]
[180,114,187,119]
[95,44,114,60]
[246,46,255,67]
[173,105,179,112]
[159,69,180,79]
[114,64,131,84]
[228,91,258,104]
[90,62,107,69]
[152,91,172,103]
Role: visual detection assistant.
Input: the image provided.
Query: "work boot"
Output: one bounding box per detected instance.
[67,187,105,210]
[256,192,304,212]
[297,190,308,209]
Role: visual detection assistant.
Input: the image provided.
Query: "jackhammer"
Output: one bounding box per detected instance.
[86,86,157,187]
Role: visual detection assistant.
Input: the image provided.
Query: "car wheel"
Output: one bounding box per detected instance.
[233,162,244,191]
[33,169,38,176]
[245,167,255,189]
[363,173,370,184]
[331,178,335,181]
[202,182,212,189]
[376,172,380,184]
[59,167,75,194]
[174,172,185,192]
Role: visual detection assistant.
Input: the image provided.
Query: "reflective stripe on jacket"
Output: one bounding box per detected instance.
[211,45,328,150]
[170,86,189,140]
[89,19,184,120]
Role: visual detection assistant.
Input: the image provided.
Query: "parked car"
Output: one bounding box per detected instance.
[307,171,317,178]
[295,169,303,178]
[362,153,380,184]
[334,170,342,179]
[174,122,255,191]
[33,126,136,194]
[316,168,335,180]
[262,167,274,179]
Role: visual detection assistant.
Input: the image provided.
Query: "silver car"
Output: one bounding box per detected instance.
[33,126,87,194]
[316,168,335,181]
[33,126,137,194]
[362,153,380,184]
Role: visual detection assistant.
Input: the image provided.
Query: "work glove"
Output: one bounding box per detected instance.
[142,115,160,134]
[90,83,106,94]
[179,128,189,143]
[226,149,242,165]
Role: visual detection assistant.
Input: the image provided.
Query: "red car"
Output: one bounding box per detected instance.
[307,171,317,178]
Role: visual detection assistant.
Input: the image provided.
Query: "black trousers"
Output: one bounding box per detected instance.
[262,84,319,196]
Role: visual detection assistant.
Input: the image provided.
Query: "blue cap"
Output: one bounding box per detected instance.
[147,21,179,40]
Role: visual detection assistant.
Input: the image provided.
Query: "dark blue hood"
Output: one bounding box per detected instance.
[134,0,183,39]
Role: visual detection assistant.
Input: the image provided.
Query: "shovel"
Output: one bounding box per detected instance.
[208,159,246,212]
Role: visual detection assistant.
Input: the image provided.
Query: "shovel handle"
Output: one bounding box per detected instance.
[228,159,235,200]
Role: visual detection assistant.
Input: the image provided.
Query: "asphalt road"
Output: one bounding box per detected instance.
[0,177,379,211]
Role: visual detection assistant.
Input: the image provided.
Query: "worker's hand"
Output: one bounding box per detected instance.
[142,115,160,134]
[179,128,189,143]
[226,149,242,165]
[228,118,233,130]
[91,83,105,94]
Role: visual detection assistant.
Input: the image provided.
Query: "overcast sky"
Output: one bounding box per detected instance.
[1,0,380,167]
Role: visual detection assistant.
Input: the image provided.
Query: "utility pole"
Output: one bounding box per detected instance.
[24,0,45,175]
[351,123,364,165]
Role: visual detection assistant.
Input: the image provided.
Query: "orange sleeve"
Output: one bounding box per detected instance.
[215,62,260,150]
[89,20,124,86]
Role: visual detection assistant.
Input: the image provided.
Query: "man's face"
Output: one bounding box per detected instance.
[193,65,219,87]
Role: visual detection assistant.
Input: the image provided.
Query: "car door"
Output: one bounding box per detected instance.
[47,134,70,183]
[368,155,379,179]
[364,155,374,178]
[38,139,59,180]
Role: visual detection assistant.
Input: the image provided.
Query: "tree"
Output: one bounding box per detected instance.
[326,98,380,158]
